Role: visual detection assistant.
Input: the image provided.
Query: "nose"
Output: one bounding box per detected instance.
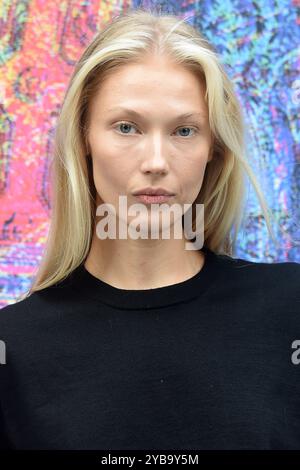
[140,134,170,175]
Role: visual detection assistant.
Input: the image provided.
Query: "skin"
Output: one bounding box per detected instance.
[84,55,213,290]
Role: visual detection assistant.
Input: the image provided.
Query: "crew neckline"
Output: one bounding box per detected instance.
[71,246,219,310]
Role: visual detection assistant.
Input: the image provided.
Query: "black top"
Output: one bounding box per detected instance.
[1,247,300,450]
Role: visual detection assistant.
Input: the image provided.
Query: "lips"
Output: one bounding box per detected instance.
[134,194,174,204]
[132,187,175,196]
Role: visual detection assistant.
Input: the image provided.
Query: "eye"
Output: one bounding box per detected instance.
[114,122,139,135]
[113,121,199,137]
[175,127,198,137]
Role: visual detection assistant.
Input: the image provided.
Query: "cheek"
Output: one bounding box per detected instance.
[92,155,130,199]
[179,152,208,183]
[89,131,131,183]
[177,154,208,202]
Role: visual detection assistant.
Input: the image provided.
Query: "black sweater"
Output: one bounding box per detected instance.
[0,247,300,450]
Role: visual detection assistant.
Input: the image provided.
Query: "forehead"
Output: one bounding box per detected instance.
[105,106,207,123]
[89,59,208,117]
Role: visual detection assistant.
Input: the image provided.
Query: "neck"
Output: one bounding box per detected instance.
[84,230,204,290]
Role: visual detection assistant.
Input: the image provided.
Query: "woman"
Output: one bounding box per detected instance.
[0,8,299,451]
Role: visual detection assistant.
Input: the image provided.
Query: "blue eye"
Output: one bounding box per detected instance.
[114,121,198,137]
[116,122,137,134]
[176,127,197,137]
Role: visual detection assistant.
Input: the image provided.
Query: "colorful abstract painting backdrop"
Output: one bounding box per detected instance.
[0,0,299,306]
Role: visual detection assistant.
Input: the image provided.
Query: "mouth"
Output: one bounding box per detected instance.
[133,194,175,204]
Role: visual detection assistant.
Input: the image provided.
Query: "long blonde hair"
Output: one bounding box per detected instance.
[26,7,278,296]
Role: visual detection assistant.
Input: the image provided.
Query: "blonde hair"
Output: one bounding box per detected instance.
[26,7,278,296]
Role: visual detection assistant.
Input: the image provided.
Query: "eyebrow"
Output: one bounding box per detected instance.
[106,106,207,121]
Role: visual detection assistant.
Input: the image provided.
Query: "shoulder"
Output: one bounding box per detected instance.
[210,251,300,317]
[215,251,300,288]
[0,295,31,325]
[0,263,91,341]
[0,274,77,339]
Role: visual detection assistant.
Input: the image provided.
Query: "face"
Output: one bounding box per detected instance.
[87,55,213,236]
